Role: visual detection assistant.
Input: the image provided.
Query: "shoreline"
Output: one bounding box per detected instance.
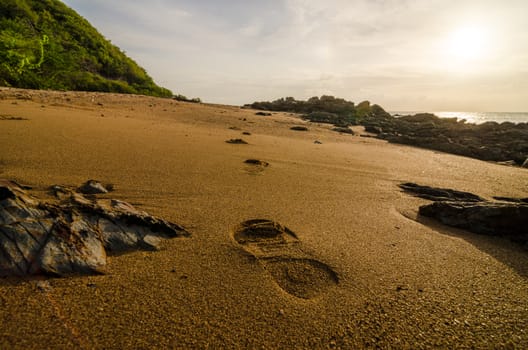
[391,111,528,124]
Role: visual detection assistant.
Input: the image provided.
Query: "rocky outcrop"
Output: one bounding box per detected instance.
[363,113,528,165]
[419,201,528,241]
[399,182,528,247]
[398,183,484,202]
[0,179,189,277]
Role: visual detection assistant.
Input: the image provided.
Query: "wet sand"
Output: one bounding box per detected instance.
[1,87,527,348]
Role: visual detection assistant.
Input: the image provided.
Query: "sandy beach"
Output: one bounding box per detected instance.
[1,88,527,349]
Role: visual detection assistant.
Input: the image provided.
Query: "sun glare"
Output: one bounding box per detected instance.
[446,25,488,62]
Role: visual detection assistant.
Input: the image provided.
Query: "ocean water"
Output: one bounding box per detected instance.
[391,111,528,124]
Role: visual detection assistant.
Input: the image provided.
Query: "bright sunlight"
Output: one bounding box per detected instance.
[445,25,489,62]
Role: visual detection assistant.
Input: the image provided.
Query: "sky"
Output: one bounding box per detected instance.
[61,0,528,111]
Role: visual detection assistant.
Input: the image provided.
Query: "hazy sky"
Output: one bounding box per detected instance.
[62,0,528,111]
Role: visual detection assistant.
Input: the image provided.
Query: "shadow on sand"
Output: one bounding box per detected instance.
[415,214,528,279]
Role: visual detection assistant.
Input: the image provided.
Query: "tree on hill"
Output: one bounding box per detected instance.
[0,0,172,97]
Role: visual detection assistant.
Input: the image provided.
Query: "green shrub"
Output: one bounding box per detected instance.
[0,0,172,97]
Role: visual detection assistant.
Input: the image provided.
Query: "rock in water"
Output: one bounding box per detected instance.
[0,179,189,277]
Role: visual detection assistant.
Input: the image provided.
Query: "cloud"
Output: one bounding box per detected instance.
[60,0,528,110]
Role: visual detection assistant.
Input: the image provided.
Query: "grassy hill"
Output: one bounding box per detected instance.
[0,0,172,97]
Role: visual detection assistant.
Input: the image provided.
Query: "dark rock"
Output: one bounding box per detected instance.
[244,159,269,167]
[255,112,272,116]
[364,125,382,134]
[226,138,248,144]
[523,158,528,168]
[398,183,484,202]
[314,140,323,144]
[0,179,189,277]
[400,182,528,246]
[302,111,355,127]
[362,113,528,165]
[492,196,528,204]
[0,115,29,121]
[332,127,354,134]
[419,201,528,240]
[497,160,517,166]
[290,126,309,131]
[78,180,109,194]
[242,132,252,135]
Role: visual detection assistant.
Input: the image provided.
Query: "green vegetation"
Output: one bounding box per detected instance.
[246,96,389,126]
[0,0,172,97]
[173,94,201,103]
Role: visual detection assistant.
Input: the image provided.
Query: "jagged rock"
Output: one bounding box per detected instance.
[523,158,528,168]
[362,113,528,165]
[78,180,109,194]
[398,183,484,202]
[399,182,528,246]
[0,179,189,277]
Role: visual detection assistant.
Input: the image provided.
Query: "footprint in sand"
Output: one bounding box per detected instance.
[232,219,338,299]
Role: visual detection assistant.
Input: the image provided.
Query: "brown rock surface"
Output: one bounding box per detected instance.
[0,179,189,276]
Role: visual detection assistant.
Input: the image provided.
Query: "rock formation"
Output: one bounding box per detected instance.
[363,113,528,165]
[400,183,528,247]
[0,179,189,277]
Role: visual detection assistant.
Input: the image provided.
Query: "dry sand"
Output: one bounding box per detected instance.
[1,87,527,349]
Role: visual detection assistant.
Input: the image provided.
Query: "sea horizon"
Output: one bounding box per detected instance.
[390,111,528,124]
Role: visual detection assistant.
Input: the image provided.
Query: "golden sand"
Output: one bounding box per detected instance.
[1,88,527,348]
